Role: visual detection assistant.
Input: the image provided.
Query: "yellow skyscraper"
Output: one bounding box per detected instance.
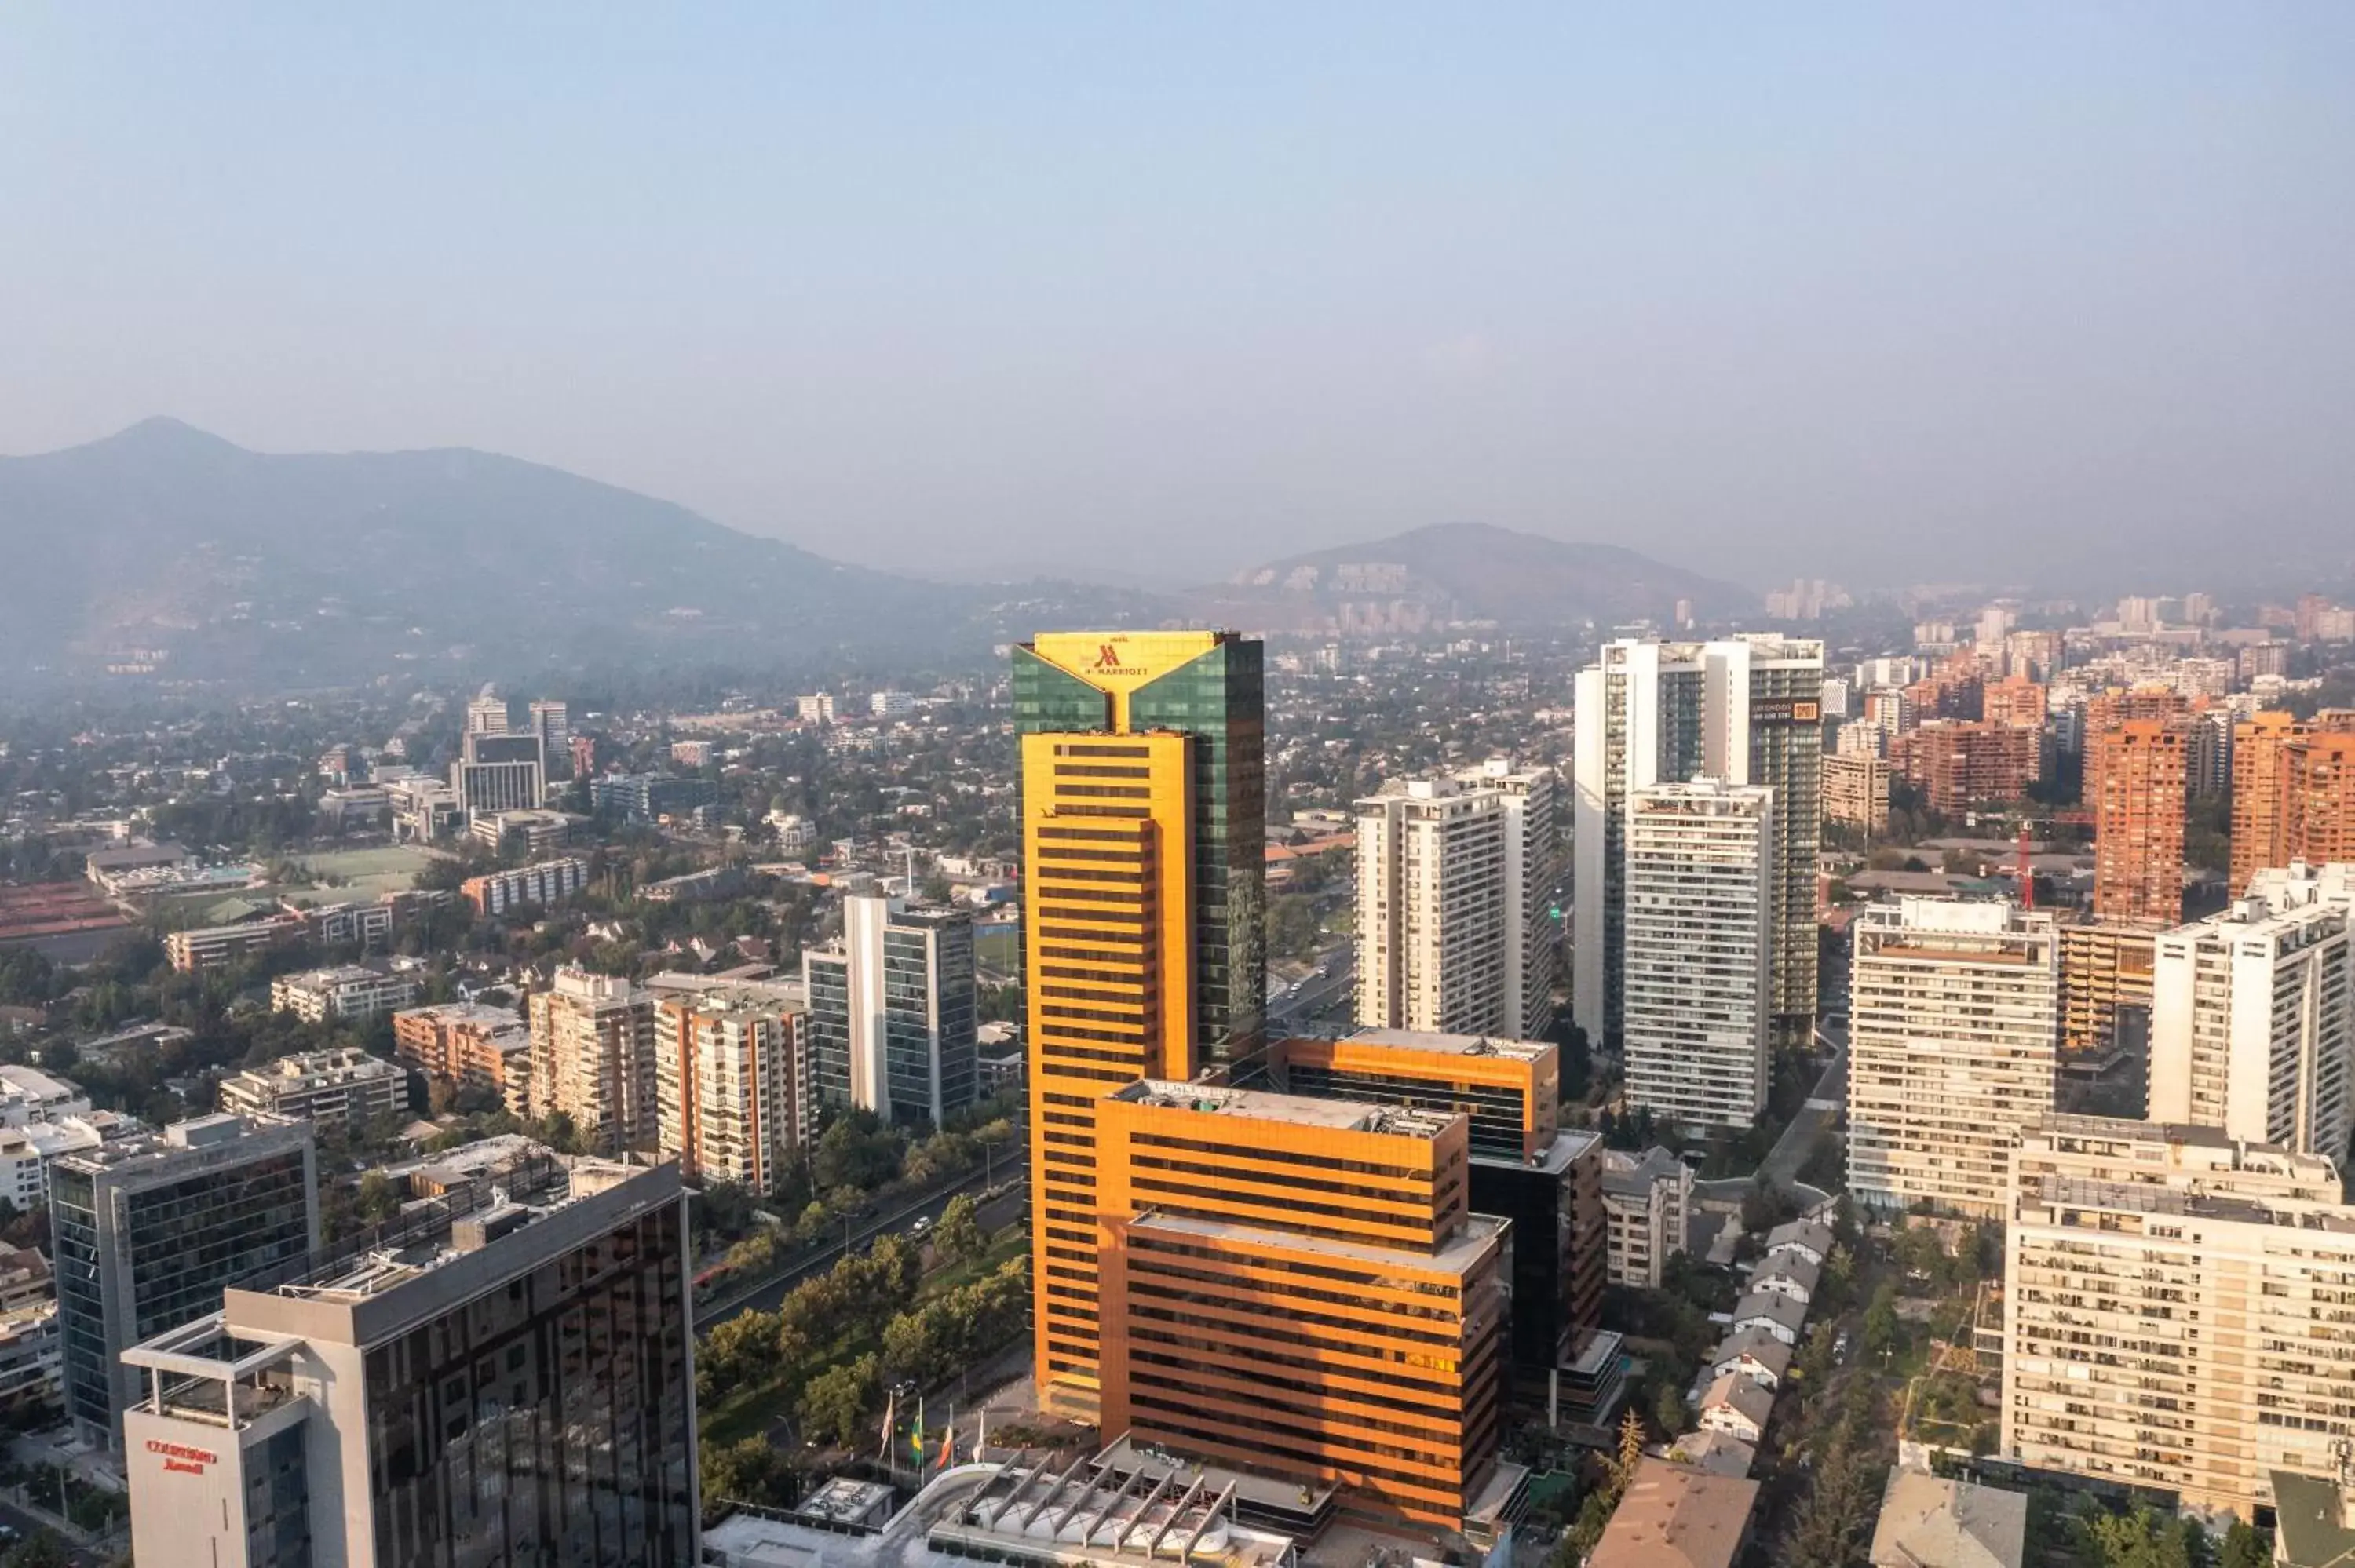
[1013,630,1265,1415]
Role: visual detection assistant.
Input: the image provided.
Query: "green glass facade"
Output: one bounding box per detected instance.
[1013,633,1265,1070]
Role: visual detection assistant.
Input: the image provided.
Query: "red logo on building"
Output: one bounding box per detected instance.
[147,1438,218,1475]
[1094,643,1123,669]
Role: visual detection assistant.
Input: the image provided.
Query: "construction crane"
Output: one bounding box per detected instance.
[2011,810,2095,909]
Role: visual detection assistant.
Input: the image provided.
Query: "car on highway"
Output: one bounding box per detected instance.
[910,1215,934,1237]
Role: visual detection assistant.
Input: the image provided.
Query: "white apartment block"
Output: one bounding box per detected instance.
[1847,899,2060,1218]
[0,1065,92,1129]
[1598,1146,1692,1287]
[2150,862,2353,1160]
[1355,760,1560,1040]
[528,968,658,1154]
[268,965,420,1023]
[216,1048,408,1132]
[1620,779,1774,1130]
[870,690,916,720]
[465,688,509,735]
[2003,1116,2355,1520]
[1573,636,1823,1048]
[797,694,837,724]
[1356,781,1505,1034]
[0,1116,119,1211]
[654,991,809,1189]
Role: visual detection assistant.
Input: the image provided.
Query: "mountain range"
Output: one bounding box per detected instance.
[0,421,1745,687]
[1193,522,1747,636]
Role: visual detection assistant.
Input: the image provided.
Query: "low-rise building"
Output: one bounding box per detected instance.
[2270,1466,2355,1568]
[1588,1459,1758,1568]
[385,774,463,841]
[1729,1289,1806,1347]
[0,1114,127,1211]
[1708,1327,1791,1392]
[459,855,589,917]
[1696,1373,1773,1444]
[0,1063,90,1127]
[1599,1146,1692,1287]
[163,913,307,974]
[465,808,579,856]
[217,1048,408,1132]
[1764,1217,1835,1268]
[269,965,420,1023]
[1748,1252,1820,1305]
[1867,1468,2027,1568]
[641,864,749,904]
[0,1245,53,1312]
[0,1304,59,1412]
[591,772,717,826]
[1667,1430,1756,1479]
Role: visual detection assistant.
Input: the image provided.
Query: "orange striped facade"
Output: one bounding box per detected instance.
[1024,729,1197,1413]
[1270,1032,1557,1161]
[1093,1082,1506,1526]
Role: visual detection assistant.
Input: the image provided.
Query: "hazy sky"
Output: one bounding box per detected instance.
[5,5,2351,590]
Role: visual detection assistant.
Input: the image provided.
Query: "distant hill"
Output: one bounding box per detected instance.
[1190,522,1750,635]
[0,420,1152,687]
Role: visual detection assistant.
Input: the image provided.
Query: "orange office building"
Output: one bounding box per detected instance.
[1272,1029,1608,1387]
[1013,631,1265,1418]
[1093,1080,1511,1529]
[2090,718,2191,923]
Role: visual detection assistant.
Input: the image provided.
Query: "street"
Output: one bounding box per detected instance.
[1758,1019,1848,1195]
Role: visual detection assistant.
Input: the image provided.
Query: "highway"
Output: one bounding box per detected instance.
[699,1164,1029,1329]
[1268,946,1356,1032]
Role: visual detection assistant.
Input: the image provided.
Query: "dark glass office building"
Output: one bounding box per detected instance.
[122,1162,697,1568]
[50,1114,319,1446]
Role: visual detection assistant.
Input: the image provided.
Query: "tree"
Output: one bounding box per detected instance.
[699,1435,798,1522]
[881,1311,940,1387]
[1863,1282,1899,1362]
[936,1193,985,1264]
[798,1353,878,1449]
[1651,1380,1685,1439]
[2218,1522,2268,1568]
[1614,1409,1645,1489]
[2073,1504,2201,1568]
[2,1531,72,1568]
[354,1171,401,1223]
